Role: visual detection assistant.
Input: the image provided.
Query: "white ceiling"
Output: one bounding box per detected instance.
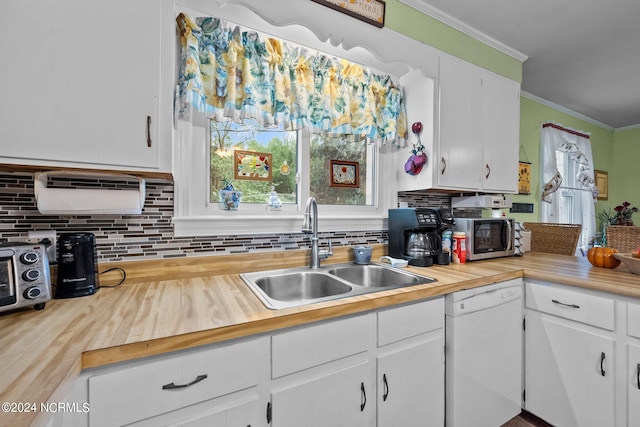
[404,0,640,129]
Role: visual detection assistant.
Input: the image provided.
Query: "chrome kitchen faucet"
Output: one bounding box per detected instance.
[302,197,333,269]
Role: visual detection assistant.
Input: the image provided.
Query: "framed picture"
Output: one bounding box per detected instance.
[595,170,608,200]
[234,150,272,181]
[311,0,385,28]
[330,160,359,188]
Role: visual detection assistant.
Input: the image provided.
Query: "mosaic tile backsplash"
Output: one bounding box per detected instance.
[0,173,459,263]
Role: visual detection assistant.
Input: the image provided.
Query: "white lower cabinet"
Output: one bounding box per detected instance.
[60,297,446,427]
[377,298,445,427]
[87,336,270,427]
[627,344,640,426]
[524,280,616,427]
[271,360,373,427]
[377,336,443,426]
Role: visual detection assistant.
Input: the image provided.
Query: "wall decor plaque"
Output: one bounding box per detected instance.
[595,170,608,200]
[330,160,360,188]
[311,0,385,28]
[234,150,272,181]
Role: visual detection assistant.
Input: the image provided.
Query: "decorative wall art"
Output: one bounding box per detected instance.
[518,161,532,195]
[595,170,608,200]
[311,0,385,28]
[330,160,360,188]
[234,150,272,181]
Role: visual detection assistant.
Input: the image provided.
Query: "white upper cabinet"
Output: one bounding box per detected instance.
[437,55,484,190]
[397,54,521,193]
[0,0,172,173]
[481,71,520,193]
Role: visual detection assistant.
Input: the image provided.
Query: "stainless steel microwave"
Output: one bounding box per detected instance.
[453,218,515,261]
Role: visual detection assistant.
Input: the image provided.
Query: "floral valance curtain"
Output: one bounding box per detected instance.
[176,13,407,144]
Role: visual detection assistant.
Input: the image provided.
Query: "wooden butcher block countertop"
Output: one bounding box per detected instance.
[3,245,640,426]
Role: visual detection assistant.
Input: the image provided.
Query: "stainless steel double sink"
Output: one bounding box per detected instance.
[240,262,436,310]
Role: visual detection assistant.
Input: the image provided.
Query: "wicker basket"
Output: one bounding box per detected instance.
[522,222,582,256]
[606,226,640,253]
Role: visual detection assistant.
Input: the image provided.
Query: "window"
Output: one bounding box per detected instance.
[172,115,393,237]
[208,121,376,209]
[173,12,405,237]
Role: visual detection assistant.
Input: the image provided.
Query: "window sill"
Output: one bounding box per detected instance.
[172,213,387,237]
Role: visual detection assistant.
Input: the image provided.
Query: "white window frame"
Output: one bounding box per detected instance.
[172,111,396,237]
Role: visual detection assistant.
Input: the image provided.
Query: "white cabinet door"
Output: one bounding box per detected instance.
[377,335,444,427]
[51,0,160,168]
[0,0,162,170]
[271,360,374,427]
[525,312,615,427]
[437,56,483,190]
[0,0,53,160]
[481,72,520,193]
[628,344,640,426]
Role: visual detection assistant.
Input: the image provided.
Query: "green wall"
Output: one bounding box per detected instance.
[611,128,640,213]
[386,0,636,228]
[511,97,615,225]
[385,0,522,82]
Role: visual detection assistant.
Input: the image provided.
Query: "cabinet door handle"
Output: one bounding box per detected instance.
[600,352,606,376]
[637,363,640,389]
[266,401,272,424]
[551,299,580,309]
[146,115,152,147]
[360,382,367,411]
[441,157,447,175]
[382,373,390,402]
[485,163,491,179]
[162,374,207,390]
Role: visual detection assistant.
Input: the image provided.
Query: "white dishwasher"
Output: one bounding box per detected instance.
[445,279,523,427]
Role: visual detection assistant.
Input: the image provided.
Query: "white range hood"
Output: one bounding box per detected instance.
[451,195,512,209]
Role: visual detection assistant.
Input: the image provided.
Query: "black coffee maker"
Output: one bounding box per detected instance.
[55,233,99,298]
[388,208,443,267]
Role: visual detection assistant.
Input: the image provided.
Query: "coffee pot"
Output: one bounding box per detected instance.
[389,208,444,267]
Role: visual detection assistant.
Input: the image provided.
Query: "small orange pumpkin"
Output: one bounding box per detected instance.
[587,247,621,269]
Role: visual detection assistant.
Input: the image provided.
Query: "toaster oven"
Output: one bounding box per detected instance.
[0,243,51,313]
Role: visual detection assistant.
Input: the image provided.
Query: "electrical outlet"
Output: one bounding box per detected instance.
[27,230,57,263]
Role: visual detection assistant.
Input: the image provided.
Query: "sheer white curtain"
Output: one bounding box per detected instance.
[540,123,597,253]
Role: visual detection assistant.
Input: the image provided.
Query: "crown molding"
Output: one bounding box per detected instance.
[398,0,528,62]
[521,91,614,131]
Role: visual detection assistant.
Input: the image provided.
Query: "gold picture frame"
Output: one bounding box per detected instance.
[311,0,385,28]
[234,150,272,182]
[595,170,608,200]
[330,160,359,188]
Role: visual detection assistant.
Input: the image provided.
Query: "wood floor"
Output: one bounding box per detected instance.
[501,411,553,427]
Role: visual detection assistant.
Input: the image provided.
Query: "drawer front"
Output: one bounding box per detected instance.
[525,281,615,330]
[271,313,374,378]
[377,297,444,347]
[629,302,640,338]
[89,337,266,426]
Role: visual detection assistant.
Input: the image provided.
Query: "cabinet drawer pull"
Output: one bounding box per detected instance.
[637,363,640,389]
[382,373,390,402]
[360,382,367,411]
[551,299,580,309]
[600,352,606,377]
[266,401,272,423]
[146,115,152,147]
[440,157,447,175]
[485,163,491,179]
[162,374,207,390]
